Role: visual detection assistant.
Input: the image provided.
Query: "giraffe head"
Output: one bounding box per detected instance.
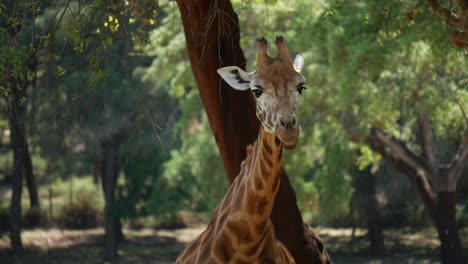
[217,36,305,149]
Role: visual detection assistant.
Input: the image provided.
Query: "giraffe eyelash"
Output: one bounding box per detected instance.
[296,83,306,95]
[251,89,263,98]
[250,84,264,98]
[297,86,307,95]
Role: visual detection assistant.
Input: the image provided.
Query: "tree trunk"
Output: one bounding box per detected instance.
[272,171,331,263]
[380,157,466,263]
[367,109,468,264]
[93,153,100,185]
[176,1,331,263]
[4,1,39,251]
[435,191,466,264]
[100,139,122,261]
[24,142,40,209]
[8,86,25,254]
[350,165,384,255]
[367,168,384,255]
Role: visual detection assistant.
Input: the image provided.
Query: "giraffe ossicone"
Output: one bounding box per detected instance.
[176,36,306,264]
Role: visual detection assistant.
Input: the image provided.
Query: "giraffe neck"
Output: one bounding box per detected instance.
[240,126,283,223]
[176,128,286,263]
[213,126,284,259]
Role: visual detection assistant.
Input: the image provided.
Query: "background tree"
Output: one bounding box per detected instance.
[0,0,43,253]
[1,0,163,259]
[303,1,468,262]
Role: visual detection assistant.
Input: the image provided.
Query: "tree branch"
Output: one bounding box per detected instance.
[449,31,468,48]
[454,0,468,19]
[448,137,468,184]
[370,128,433,180]
[417,114,438,175]
[427,0,468,32]
[426,0,468,48]
[368,141,436,217]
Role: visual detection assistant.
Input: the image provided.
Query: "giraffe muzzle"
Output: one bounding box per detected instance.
[276,114,299,149]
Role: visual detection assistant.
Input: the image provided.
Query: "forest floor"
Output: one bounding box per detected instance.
[0,225,467,264]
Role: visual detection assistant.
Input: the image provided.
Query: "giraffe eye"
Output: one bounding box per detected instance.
[297,86,307,95]
[251,89,263,98]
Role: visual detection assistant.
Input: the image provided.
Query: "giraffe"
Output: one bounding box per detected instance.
[176,36,306,264]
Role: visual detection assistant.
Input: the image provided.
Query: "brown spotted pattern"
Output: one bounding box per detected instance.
[175,128,296,264]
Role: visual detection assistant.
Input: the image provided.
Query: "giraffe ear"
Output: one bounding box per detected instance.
[293,54,304,73]
[217,66,254,91]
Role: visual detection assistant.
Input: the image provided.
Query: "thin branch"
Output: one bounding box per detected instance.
[407,0,424,18]
[448,137,468,183]
[52,0,73,38]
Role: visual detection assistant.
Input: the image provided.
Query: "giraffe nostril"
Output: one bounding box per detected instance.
[280,120,286,128]
[292,118,296,127]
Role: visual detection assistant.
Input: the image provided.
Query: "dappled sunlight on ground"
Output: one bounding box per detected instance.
[314,226,444,257]
[0,229,103,250]
[0,226,466,263]
[156,225,206,244]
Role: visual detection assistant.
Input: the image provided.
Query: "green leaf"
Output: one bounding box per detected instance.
[57,66,66,76]
[96,69,105,79]
[323,10,336,19]
[0,85,10,96]
[19,96,27,106]
[362,12,370,24]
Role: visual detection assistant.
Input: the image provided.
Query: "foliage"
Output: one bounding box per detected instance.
[56,190,102,229]
[0,0,41,96]
[118,143,172,218]
[314,1,467,223]
[239,0,467,222]
[135,0,468,224]
[139,1,228,215]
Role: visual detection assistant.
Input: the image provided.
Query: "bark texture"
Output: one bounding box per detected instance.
[176,0,331,263]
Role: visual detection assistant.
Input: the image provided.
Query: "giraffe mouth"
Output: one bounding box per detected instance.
[276,126,299,149]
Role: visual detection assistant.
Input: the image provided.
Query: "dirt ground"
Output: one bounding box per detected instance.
[0,225,466,264]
